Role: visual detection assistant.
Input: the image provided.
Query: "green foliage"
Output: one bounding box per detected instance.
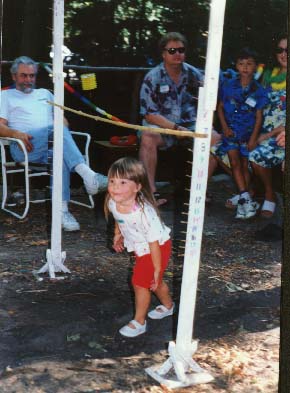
[2,0,52,61]
[64,0,287,68]
[222,0,288,68]
[1,0,288,69]
[64,0,210,67]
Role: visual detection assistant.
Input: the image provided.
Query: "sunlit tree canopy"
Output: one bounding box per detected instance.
[2,0,287,68]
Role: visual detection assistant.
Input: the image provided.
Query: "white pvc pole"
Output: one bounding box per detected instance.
[146,0,226,387]
[0,0,3,106]
[176,0,226,352]
[39,0,69,277]
[50,0,64,268]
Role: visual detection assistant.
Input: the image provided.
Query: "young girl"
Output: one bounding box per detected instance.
[105,157,174,338]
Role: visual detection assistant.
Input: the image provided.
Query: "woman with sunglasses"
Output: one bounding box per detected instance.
[249,33,287,218]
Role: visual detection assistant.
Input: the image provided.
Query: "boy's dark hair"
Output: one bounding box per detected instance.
[236,47,259,63]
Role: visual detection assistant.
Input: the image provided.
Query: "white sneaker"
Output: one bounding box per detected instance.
[236,198,260,219]
[84,173,108,195]
[119,320,147,337]
[62,211,80,231]
[148,303,175,319]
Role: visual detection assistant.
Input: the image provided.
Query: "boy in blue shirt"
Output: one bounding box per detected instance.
[218,48,269,219]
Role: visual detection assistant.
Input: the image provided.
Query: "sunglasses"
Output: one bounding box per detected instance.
[276,47,288,54]
[164,47,186,55]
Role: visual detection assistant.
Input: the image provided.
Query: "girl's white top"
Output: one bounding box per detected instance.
[108,198,171,256]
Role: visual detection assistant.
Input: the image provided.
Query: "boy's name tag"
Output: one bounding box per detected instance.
[245,97,256,107]
[160,84,169,93]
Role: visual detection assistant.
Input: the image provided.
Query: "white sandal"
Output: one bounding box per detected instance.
[148,303,175,320]
[119,319,147,337]
[261,200,276,218]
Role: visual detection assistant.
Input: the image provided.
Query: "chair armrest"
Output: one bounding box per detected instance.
[71,131,91,165]
[0,136,27,151]
[0,136,17,145]
[71,131,91,141]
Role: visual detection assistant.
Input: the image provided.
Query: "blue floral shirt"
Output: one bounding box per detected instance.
[139,62,203,128]
[219,77,269,141]
[261,88,286,133]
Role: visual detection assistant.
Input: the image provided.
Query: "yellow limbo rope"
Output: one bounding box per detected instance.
[48,101,208,139]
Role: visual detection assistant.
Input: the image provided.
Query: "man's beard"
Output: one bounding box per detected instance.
[19,83,35,93]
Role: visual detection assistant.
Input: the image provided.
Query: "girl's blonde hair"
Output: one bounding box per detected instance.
[104,156,158,219]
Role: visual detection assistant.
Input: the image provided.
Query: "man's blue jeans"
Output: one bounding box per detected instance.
[10,126,85,202]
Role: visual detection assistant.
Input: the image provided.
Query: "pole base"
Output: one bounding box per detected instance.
[145,341,214,389]
[37,249,70,279]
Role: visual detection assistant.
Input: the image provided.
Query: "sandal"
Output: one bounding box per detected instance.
[148,303,175,320]
[225,194,240,209]
[153,192,167,206]
[119,319,147,337]
[260,200,276,218]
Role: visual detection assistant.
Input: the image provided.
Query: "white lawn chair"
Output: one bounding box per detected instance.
[0,131,94,219]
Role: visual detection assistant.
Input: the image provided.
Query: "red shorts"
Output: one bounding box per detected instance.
[132,239,172,289]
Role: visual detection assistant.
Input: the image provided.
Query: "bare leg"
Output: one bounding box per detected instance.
[139,132,164,193]
[153,281,173,309]
[210,129,222,147]
[208,154,219,179]
[215,156,232,177]
[242,157,251,190]
[133,285,151,325]
[227,149,247,192]
[251,162,275,201]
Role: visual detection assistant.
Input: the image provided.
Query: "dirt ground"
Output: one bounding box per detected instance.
[0,175,281,393]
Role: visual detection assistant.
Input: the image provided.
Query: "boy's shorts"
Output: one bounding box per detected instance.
[132,239,172,289]
[221,137,249,158]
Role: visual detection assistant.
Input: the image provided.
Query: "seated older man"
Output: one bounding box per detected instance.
[0,56,107,231]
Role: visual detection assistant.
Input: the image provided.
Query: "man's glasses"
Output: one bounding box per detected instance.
[276,47,288,54]
[164,47,186,55]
